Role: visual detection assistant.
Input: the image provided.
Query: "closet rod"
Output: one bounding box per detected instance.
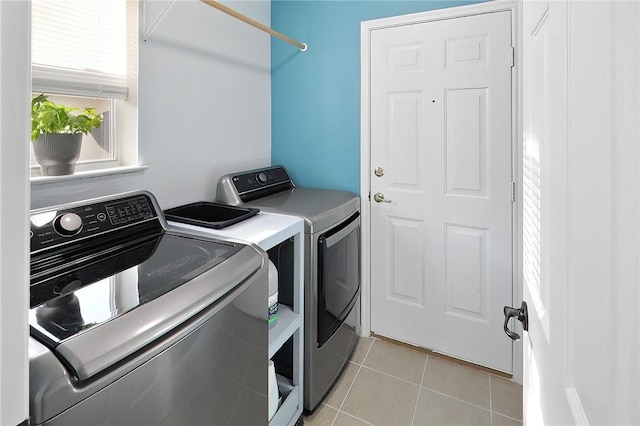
[200,0,307,51]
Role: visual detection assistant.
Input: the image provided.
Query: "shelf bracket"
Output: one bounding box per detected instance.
[142,0,177,42]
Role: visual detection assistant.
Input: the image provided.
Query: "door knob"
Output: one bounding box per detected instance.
[373,192,392,203]
[374,167,385,177]
[503,301,528,341]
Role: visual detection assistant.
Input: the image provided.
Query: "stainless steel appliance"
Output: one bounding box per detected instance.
[28,191,268,426]
[217,166,360,412]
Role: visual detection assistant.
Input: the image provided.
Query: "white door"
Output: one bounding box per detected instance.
[521,0,640,424]
[369,11,514,372]
[522,0,572,422]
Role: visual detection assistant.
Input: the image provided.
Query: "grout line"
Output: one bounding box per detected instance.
[410,354,429,425]
[336,364,362,413]
[329,405,340,425]
[488,374,524,423]
[338,411,376,425]
[489,374,494,426]
[354,357,494,415]
[321,336,516,426]
[493,413,524,423]
[323,335,523,426]
[358,364,424,388]
[419,385,493,413]
[330,338,375,426]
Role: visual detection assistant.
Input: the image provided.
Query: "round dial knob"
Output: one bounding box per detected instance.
[257,172,268,184]
[55,213,83,236]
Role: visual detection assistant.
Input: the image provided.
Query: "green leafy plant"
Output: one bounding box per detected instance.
[31,94,103,142]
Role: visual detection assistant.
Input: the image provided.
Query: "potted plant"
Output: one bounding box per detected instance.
[31,94,103,176]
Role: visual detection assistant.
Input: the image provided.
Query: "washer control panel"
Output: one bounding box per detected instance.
[30,194,158,253]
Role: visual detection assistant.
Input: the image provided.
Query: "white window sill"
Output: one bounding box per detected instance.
[30,165,148,186]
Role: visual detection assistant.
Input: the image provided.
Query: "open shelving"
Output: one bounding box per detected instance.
[171,212,304,425]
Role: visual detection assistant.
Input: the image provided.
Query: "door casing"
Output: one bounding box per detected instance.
[360,0,523,383]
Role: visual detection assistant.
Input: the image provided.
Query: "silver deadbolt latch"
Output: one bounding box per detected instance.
[374,167,384,177]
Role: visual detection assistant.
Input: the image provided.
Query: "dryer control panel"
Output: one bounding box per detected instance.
[217,165,295,205]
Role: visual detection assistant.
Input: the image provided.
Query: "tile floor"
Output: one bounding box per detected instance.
[303,336,523,426]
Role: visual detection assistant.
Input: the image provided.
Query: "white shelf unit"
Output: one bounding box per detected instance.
[269,304,301,358]
[169,212,304,426]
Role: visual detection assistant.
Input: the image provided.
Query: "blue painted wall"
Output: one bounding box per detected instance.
[271,0,484,194]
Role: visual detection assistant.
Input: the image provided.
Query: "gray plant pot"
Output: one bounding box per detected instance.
[33,133,82,176]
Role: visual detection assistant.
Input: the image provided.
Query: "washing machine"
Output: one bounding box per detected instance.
[29,191,268,425]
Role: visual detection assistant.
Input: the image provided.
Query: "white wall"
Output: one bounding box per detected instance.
[0,1,30,424]
[31,0,271,210]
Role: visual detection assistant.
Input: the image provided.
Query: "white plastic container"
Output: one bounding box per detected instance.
[268,260,278,326]
[268,360,279,420]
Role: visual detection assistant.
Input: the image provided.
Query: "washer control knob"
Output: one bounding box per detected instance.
[56,213,83,236]
[257,172,268,184]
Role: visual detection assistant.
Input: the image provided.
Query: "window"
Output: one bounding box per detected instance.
[30,0,138,176]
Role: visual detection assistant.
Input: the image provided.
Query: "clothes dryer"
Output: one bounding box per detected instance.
[217,166,360,412]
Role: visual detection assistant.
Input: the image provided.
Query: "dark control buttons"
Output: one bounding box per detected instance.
[257,172,268,184]
[54,213,83,236]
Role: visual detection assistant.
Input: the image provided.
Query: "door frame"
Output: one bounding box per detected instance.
[0,1,31,424]
[360,0,523,382]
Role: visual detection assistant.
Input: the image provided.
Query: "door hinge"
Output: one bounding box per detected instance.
[510,46,515,68]
[511,181,516,202]
[368,191,371,201]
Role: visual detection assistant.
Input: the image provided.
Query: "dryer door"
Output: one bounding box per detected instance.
[317,212,360,347]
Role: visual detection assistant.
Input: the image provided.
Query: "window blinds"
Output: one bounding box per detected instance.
[31,0,128,99]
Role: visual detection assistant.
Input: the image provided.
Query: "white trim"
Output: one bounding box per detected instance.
[362,0,520,29]
[359,19,372,338]
[30,158,121,175]
[30,164,148,186]
[0,1,31,424]
[360,0,523,382]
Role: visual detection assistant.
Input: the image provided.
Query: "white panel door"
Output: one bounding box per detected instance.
[522,0,640,424]
[370,11,514,372]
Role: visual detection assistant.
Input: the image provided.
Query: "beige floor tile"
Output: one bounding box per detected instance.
[324,362,360,409]
[492,413,523,426]
[341,367,419,425]
[334,412,373,426]
[350,336,375,365]
[490,375,523,420]
[303,403,339,426]
[422,356,491,409]
[363,339,427,385]
[413,388,491,426]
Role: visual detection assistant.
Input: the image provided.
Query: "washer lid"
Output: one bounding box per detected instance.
[243,187,360,233]
[29,232,263,380]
